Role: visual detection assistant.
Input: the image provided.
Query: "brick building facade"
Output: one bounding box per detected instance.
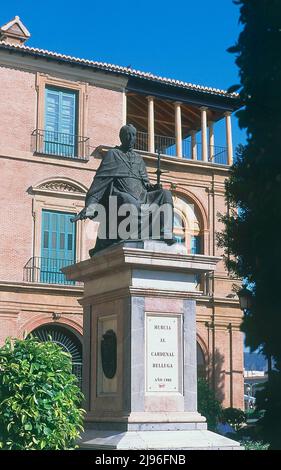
[0,17,243,408]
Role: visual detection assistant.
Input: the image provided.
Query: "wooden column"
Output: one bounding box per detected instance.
[147,96,155,153]
[209,121,215,162]
[122,90,127,126]
[200,106,208,162]
[190,130,197,160]
[225,112,233,165]
[175,101,183,158]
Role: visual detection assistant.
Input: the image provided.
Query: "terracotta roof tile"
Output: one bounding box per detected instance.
[0,41,239,99]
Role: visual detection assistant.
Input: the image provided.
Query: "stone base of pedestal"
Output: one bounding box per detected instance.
[79,429,241,450]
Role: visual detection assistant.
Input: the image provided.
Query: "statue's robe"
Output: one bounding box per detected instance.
[84,147,174,252]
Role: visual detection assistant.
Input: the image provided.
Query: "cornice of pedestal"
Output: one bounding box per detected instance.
[62,245,222,284]
[78,286,204,307]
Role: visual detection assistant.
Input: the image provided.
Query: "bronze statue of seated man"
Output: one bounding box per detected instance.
[72,124,176,255]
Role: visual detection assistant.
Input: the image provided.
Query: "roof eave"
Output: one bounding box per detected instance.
[0,41,241,107]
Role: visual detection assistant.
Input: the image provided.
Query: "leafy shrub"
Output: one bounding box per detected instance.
[245,408,264,420]
[0,337,85,450]
[242,440,269,450]
[197,378,222,431]
[222,407,247,432]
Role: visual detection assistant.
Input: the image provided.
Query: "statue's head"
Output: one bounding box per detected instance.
[119,124,136,150]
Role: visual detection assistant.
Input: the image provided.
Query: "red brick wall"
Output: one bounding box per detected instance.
[88,85,123,149]
[0,65,36,154]
[0,64,124,282]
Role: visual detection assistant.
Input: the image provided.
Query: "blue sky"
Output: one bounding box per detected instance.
[0,0,246,147]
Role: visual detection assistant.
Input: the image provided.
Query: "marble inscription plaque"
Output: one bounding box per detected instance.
[146,314,182,392]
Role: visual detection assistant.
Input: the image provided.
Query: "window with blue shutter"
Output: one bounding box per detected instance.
[40,210,76,284]
[191,235,201,254]
[44,87,77,157]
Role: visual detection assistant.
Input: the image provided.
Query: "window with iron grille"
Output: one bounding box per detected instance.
[29,324,82,390]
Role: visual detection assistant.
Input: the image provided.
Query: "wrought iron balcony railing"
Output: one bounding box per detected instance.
[135,130,148,152]
[32,129,90,161]
[135,131,228,164]
[23,257,81,286]
[209,145,228,165]
[135,131,177,156]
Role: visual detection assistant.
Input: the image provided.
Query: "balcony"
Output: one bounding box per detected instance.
[23,257,81,286]
[127,93,233,165]
[135,131,228,165]
[32,129,90,161]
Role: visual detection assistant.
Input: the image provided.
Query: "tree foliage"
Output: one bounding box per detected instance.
[242,440,269,450]
[218,0,281,449]
[219,0,281,359]
[255,371,281,449]
[0,337,84,450]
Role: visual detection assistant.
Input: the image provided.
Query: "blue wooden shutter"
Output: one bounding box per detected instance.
[191,235,201,254]
[44,87,76,157]
[41,210,76,284]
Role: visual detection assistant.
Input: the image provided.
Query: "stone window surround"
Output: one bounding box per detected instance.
[31,179,87,263]
[35,72,88,139]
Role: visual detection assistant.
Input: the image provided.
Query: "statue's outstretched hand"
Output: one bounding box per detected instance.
[70,203,100,222]
[70,208,87,223]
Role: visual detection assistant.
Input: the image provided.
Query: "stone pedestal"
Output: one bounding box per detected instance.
[63,241,241,450]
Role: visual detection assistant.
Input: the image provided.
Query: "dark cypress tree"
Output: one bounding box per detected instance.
[218,0,281,449]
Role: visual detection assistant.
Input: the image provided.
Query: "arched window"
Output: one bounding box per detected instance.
[29,324,82,389]
[197,342,206,379]
[173,196,203,254]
